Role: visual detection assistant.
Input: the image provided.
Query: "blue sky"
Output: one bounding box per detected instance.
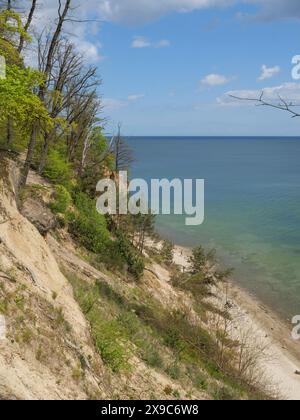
[69,0,300,136]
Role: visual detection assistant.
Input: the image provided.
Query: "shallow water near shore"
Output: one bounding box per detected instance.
[128,136,300,321]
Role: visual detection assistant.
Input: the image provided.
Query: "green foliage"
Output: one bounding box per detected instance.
[91,317,131,373]
[189,246,217,274]
[172,272,209,298]
[117,311,164,369]
[69,192,110,254]
[50,185,72,214]
[0,10,31,45]
[42,149,73,188]
[68,274,131,373]
[79,127,113,196]
[0,38,23,66]
[0,65,52,133]
[115,231,145,279]
[161,240,174,265]
[67,271,271,400]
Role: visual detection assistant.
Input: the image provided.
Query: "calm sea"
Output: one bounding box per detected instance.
[127,137,300,321]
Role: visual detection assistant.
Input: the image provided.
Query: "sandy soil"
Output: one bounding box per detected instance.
[173,245,300,400]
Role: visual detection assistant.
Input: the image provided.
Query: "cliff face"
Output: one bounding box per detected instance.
[0,158,270,401]
[0,159,209,400]
[0,159,105,399]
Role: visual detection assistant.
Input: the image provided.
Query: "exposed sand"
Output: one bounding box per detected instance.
[173,244,300,400]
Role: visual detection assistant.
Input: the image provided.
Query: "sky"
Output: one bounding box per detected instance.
[40,0,300,136]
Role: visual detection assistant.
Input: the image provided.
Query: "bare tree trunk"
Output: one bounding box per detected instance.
[38,131,51,174]
[39,0,72,102]
[78,131,92,177]
[6,118,13,147]
[20,0,72,188]
[18,0,37,53]
[19,123,38,191]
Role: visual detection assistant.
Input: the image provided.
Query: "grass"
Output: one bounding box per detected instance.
[67,273,131,373]
[65,269,271,400]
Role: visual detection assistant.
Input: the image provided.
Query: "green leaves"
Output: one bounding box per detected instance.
[0,65,52,133]
[0,10,31,44]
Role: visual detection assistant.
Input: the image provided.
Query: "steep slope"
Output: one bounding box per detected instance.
[0,158,271,400]
[0,159,210,400]
[0,159,107,399]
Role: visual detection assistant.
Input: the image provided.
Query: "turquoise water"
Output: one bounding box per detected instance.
[127,137,300,321]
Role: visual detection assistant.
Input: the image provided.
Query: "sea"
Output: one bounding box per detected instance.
[127,136,300,321]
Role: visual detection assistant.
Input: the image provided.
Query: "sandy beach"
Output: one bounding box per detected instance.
[172,245,300,400]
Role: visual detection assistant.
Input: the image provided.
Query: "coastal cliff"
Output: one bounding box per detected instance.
[0,158,279,400]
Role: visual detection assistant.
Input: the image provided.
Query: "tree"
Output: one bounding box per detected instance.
[36,38,100,173]
[161,240,174,265]
[135,213,156,254]
[0,9,51,152]
[188,246,216,275]
[19,0,72,190]
[78,127,113,196]
[0,6,31,146]
[112,124,134,172]
[18,0,37,53]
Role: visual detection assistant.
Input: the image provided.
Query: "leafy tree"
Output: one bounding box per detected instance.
[188,246,217,275]
[0,65,51,131]
[161,240,174,265]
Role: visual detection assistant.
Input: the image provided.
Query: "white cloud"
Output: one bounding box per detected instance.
[97,0,235,24]
[218,83,300,106]
[27,1,300,33]
[131,37,152,48]
[127,94,145,101]
[103,94,145,110]
[155,39,171,48]
[73,40,104,63]
[258,65,280,81]
[95,0,300,24]
[103,98,128,110]
[131,36,170,49]
[201,73,232,86]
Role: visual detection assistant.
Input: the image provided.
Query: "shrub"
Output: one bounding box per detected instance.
[67,273,131,373]
[212,385,239,401]
[69,192,110,254]
[172,272,210,297]
[115,231,145,279]
[43,149,73,188]
[50,185,72,214]
[91,318,131,373]
[188,246,216,274]
[161,240,174,265]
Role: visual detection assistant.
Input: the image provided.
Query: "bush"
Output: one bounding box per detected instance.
[50,185,72,214]
[161,240,174,265]
[67,193,144,279]
[69,192,110,255]
[188,246,217,274]
[91,317,130,373]
[43,149,73,188]
[67,273,130,373]
[115,231,145,279]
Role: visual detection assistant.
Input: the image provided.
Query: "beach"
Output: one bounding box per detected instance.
[173,245,300,400]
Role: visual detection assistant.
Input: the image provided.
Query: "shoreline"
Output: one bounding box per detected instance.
[172,244,300,400]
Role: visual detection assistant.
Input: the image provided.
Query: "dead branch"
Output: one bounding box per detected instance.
[229,92,300,118]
